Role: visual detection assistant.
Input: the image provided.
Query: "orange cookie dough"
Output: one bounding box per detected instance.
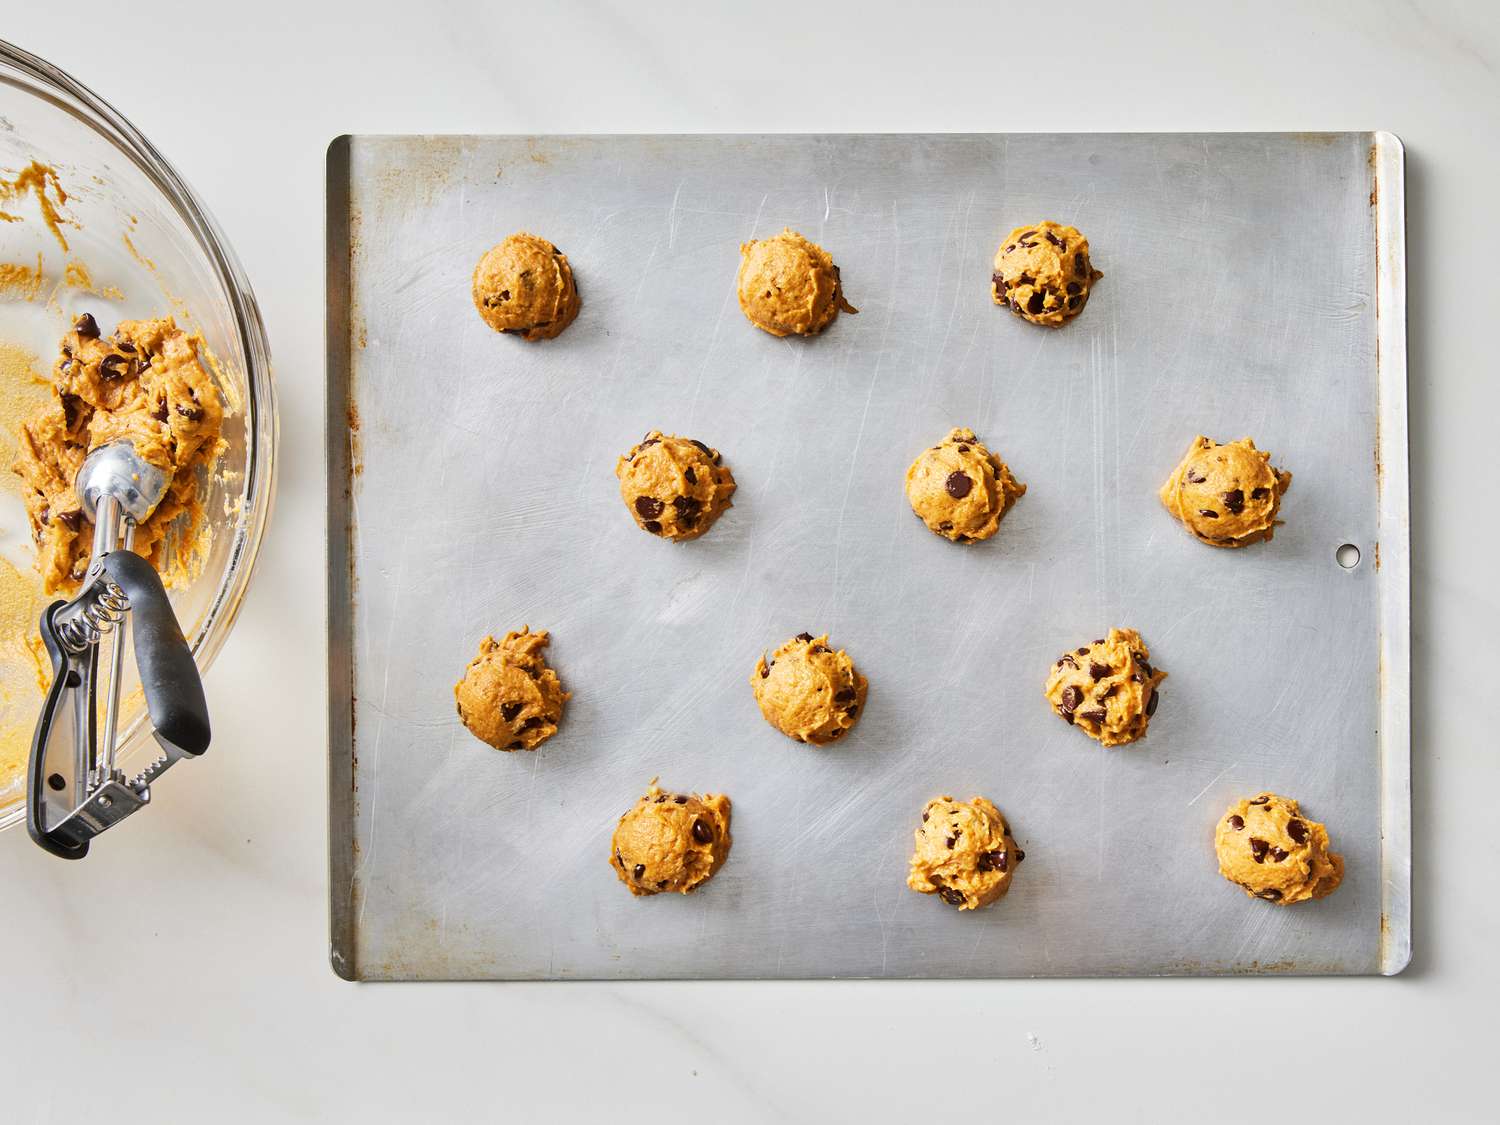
[751,631,867,745]
[1043,628,1166,748]
[615,431,736,541]
[991,221,1102,327]
[11,313,224,594]
[471,232,581,341]
[736,228,856,337]
[610,780,732,896]
[905,426,1026,543]
[1160,435,1292,548]
[454,627,570,751]
[907,795,1024,911]
[1214,792,1344,904]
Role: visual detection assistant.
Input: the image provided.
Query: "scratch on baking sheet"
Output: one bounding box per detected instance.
[688,193,766,424]
[823,185,830,223]
[667,180,684,250]
[832,201,899,601]
[933,190,977,365]
[1186,763,1238,808]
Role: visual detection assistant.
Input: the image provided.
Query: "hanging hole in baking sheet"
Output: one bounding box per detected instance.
[1337,543,1360,569]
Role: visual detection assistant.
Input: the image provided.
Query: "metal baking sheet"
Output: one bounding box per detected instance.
[326,133,1409,980]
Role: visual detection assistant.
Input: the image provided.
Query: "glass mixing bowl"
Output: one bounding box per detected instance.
[0,38,275,830]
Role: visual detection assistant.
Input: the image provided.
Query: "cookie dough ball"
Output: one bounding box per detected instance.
[1215,793,1344,904]
[907,795,1024,911]
[905,427,1026,543]
[737,228,857,337]
[991,221,1102,327]
[616,431,737,541]
[454,627,570,750]
[1043,627,1166,748]
[1160,435,1292,548]
[471,232,581,341]
[610,781,733,896]
[751,632,867,745]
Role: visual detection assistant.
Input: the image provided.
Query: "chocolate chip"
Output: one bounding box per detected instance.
[1060,685,1083,713]
[1089,662,1110,680]
[938,521,953,532]
[151,398,169,422]
[945,470,973,499]
[639,437,660,450]
[500,701,523,722]
[1074,253,1087,277]
[1044,230,1064,248]
[1257,889,1283,902]
[1249,838,1270,863]
[508,741,524,750]
[991,271,1006,289]
[844,705,857,718]
[655,794,667,803]
[1249,796,1270,806]
[1081,708,1108,724]
[98,354,130,380]
[796,632,814,642]
[946,834,958,849]
[939,887,965,906]
[1017,230,1035,241]
[1076,647,1089,656]
[957,444,970,453]
[1145,690,1159,717]
[1251,487,1269,500]
[60,393,83,429]
[1019,272,1036,286]
[672,495,702,513]
[1062,710,1075,725]
[922,811,930,822]
[1066,281,1082,295]
[835,688,855,703]
[1184,468,1207,484]
[1027,292,1045,315]
[57,510,81,532]
[678,514,698,530]
[811,644,829,654]
[657,880,668,889]
[175,403,204,421]
[1004,244,1016,254]
[691,439,713,458]
[1058,654,1078,669]
[633,864,645,880]
[1067,295,1080,309]
[635,496,664,519]
[1286,819,1308,843]
[1198,509,1219,519]
[683,467,697,486]
[1093,639,1106,645]
[1015,849,1025,862]
[1222,489,1245,515]
[74,313,99,338]
[1096,683,1118,700]
[643,520,662,534]
[522,716,543,730]
[760,665,770,679]
[976,849,1008,873]
[1228,814,1245,830]
[1270,847,1289,862]
[692,819,713,844]
[674,795,688,804]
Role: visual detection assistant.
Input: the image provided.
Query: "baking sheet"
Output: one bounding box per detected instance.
[326,133,1409,980]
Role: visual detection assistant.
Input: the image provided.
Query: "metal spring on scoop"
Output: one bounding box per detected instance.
[56,580,130,651]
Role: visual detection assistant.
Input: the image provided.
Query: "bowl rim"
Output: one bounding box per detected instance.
[0,37,278,830]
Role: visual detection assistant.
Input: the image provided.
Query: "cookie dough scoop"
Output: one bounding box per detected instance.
[611,781,732,896]
[1160,435,1292,547]
[26,440,212,859]
[992,221,1102,326]
[1215,793,1344,904]
[908,795,1024,911]
[751,631,867,745]
[737,228,857,337]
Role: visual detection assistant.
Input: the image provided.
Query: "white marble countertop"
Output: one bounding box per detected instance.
[0,1,1488,1120]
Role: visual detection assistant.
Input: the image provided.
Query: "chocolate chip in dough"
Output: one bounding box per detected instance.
[692,819,713,844]
[74,313,99,339]
[945,471,973,499]
[1287,819,1308,843]
[1228,815,1245,830]
[1249,838,1271,863]
[1222,489,1245,515]
[1060,685,1084,713]
[635,496,664,519]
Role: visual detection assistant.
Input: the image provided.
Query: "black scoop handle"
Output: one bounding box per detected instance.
[102,551,210,756]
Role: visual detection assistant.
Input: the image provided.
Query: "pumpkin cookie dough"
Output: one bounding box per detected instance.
[610,780,732,896]
[751,631,867,745]
[616,430,736,541]
[1160,435,1292,548]
[991,221,1102,327]
[454,627,570,751]
[11,313,225,594]
[736,228,857,337]
[471,232,580,341]
[1044,628,1166,748]
[907,795,1024,911]
[905,426,1026,543]
[1215,792,1344,904]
